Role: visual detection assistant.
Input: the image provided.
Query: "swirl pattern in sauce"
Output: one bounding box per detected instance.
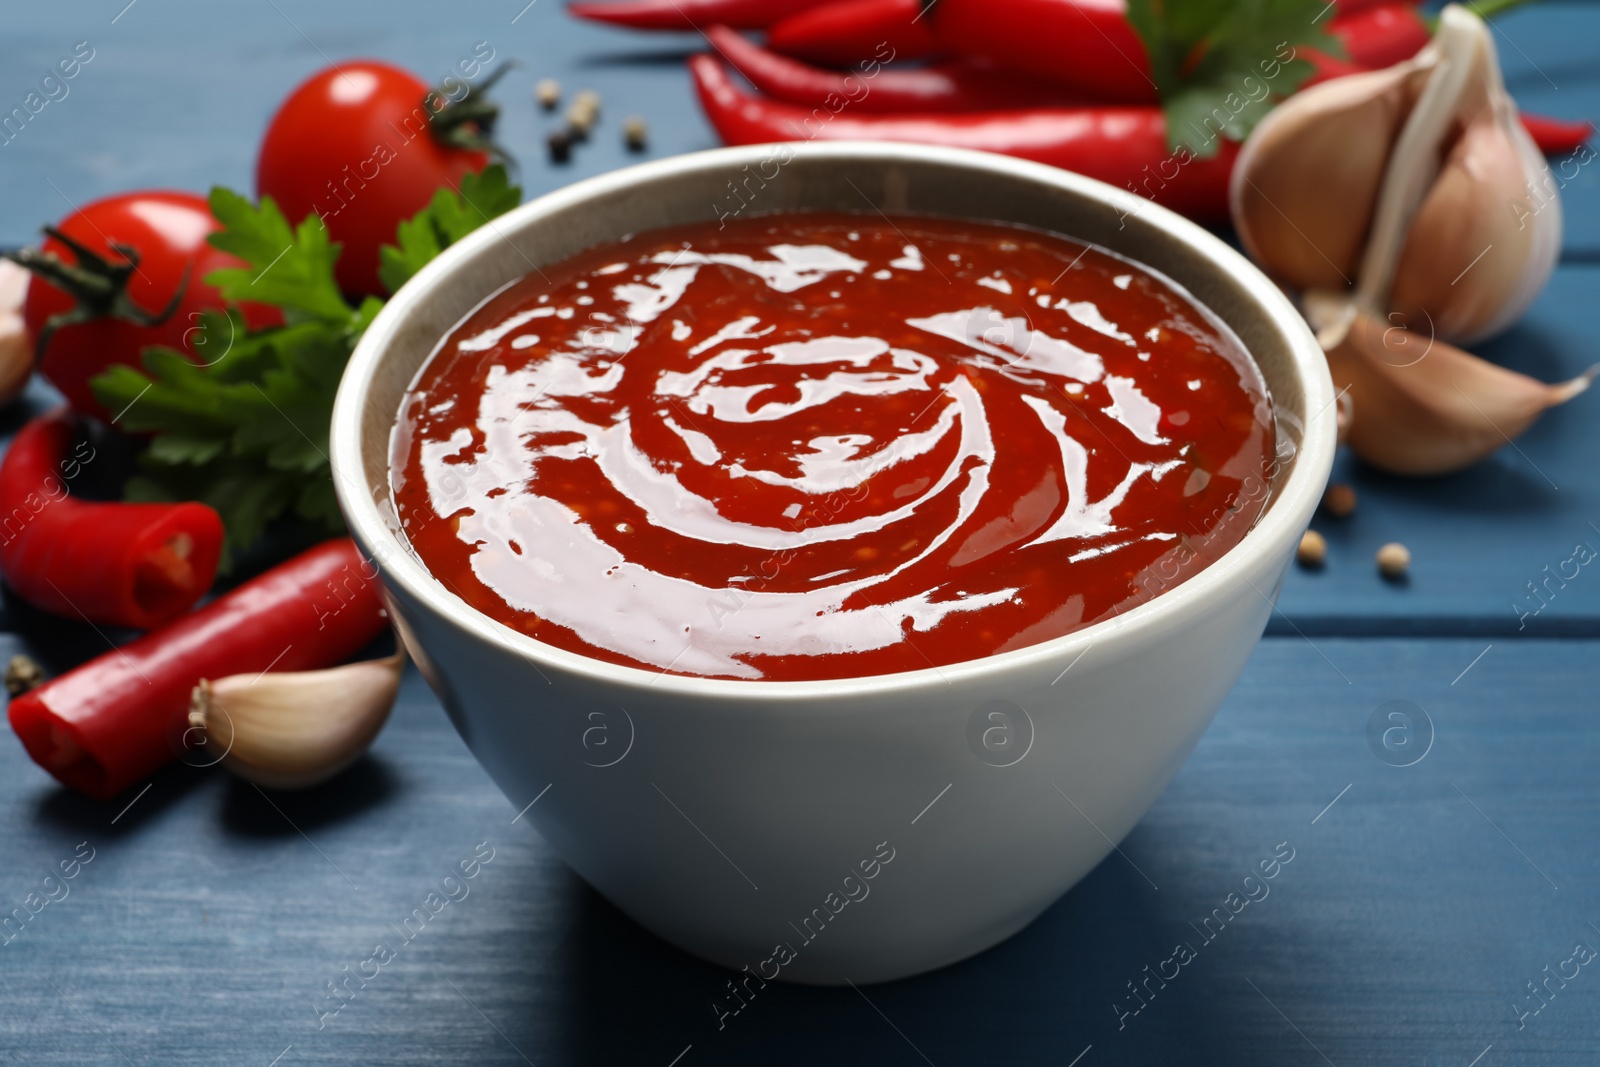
[392,213,1273,681]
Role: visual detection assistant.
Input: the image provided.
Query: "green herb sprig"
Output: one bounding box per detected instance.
[91,165,521,564]
[1127,0,1346,156]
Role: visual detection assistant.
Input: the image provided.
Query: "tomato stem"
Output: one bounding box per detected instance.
[429,62,517,165]
[2,226,188,361]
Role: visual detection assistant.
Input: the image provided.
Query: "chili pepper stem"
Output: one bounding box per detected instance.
[1467,0,1538,19]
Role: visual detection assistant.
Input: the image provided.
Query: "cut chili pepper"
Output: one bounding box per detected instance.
[7,538,389,799]
[708,25,1093,112]
[1518,113,1593,155]
[0,408,223,630]
[1329,2,1431,70]
[767,0,939,67]
[689,54,1236,221]
[932,0,1157,104]
[567,0,831,30]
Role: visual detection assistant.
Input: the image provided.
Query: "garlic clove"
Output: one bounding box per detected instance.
[1390,78,1561,344]
[0,260,34,406]
[1325,311,1593,475]
[1230,65,1420,293]
[188,650,405,790]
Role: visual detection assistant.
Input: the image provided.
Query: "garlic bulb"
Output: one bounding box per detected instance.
[1233,6,1560,346]
[0,260,34,406]
[1323,312,1593,475]
[1232,5,1584,475]
[188,651,405,790]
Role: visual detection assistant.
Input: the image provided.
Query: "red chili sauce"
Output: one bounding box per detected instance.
[392,213,1274,681]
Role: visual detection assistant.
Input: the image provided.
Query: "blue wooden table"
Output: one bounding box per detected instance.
[3,3,1599,1064]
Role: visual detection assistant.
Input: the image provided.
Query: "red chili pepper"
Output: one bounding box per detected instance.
[929,0,1432,103]
[708,25,1093,112]
[766,0,940,67]
[567,0,831,30]
[1519,112,1594,155]
[932,0,1157,103]
[1329,2,1431,70]
[0,408,223,630]
[7,538,388,799]
[690,54,1236,221]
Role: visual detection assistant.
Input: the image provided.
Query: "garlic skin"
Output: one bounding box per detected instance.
[188,651,405,790]
[0,260,34,406]
[1323,312,1594,475]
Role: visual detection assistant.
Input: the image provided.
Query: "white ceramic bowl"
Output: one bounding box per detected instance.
[331,142,1335,985]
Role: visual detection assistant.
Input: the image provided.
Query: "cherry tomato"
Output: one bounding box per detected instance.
[256,61,492,297]
[20,191,280,422]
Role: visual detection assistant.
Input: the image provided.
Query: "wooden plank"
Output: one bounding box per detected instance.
[1,635,1595,1065]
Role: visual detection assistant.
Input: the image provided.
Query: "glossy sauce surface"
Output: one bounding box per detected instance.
[392,213,1274,681]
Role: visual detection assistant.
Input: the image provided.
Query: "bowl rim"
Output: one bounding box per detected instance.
[331,141,1336,703]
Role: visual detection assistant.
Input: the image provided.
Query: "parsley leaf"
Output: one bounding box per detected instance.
[1127,0,1345,157]
[91,168,521,566]
[206,188,353,324]
[379,164,520,294]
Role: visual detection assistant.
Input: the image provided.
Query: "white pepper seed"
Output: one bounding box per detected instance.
[567,89,601,134]
[1297,530,1327,568]
[567,104,598,136]
[1376,541,1410,579]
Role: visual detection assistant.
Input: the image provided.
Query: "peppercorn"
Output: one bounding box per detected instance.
[1296,530,1327,568]
[1376,542,1410,580]
[567,89,601,138]
[1322,483,1357,518]
[548,129,573,163]
[623,115,648,151]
